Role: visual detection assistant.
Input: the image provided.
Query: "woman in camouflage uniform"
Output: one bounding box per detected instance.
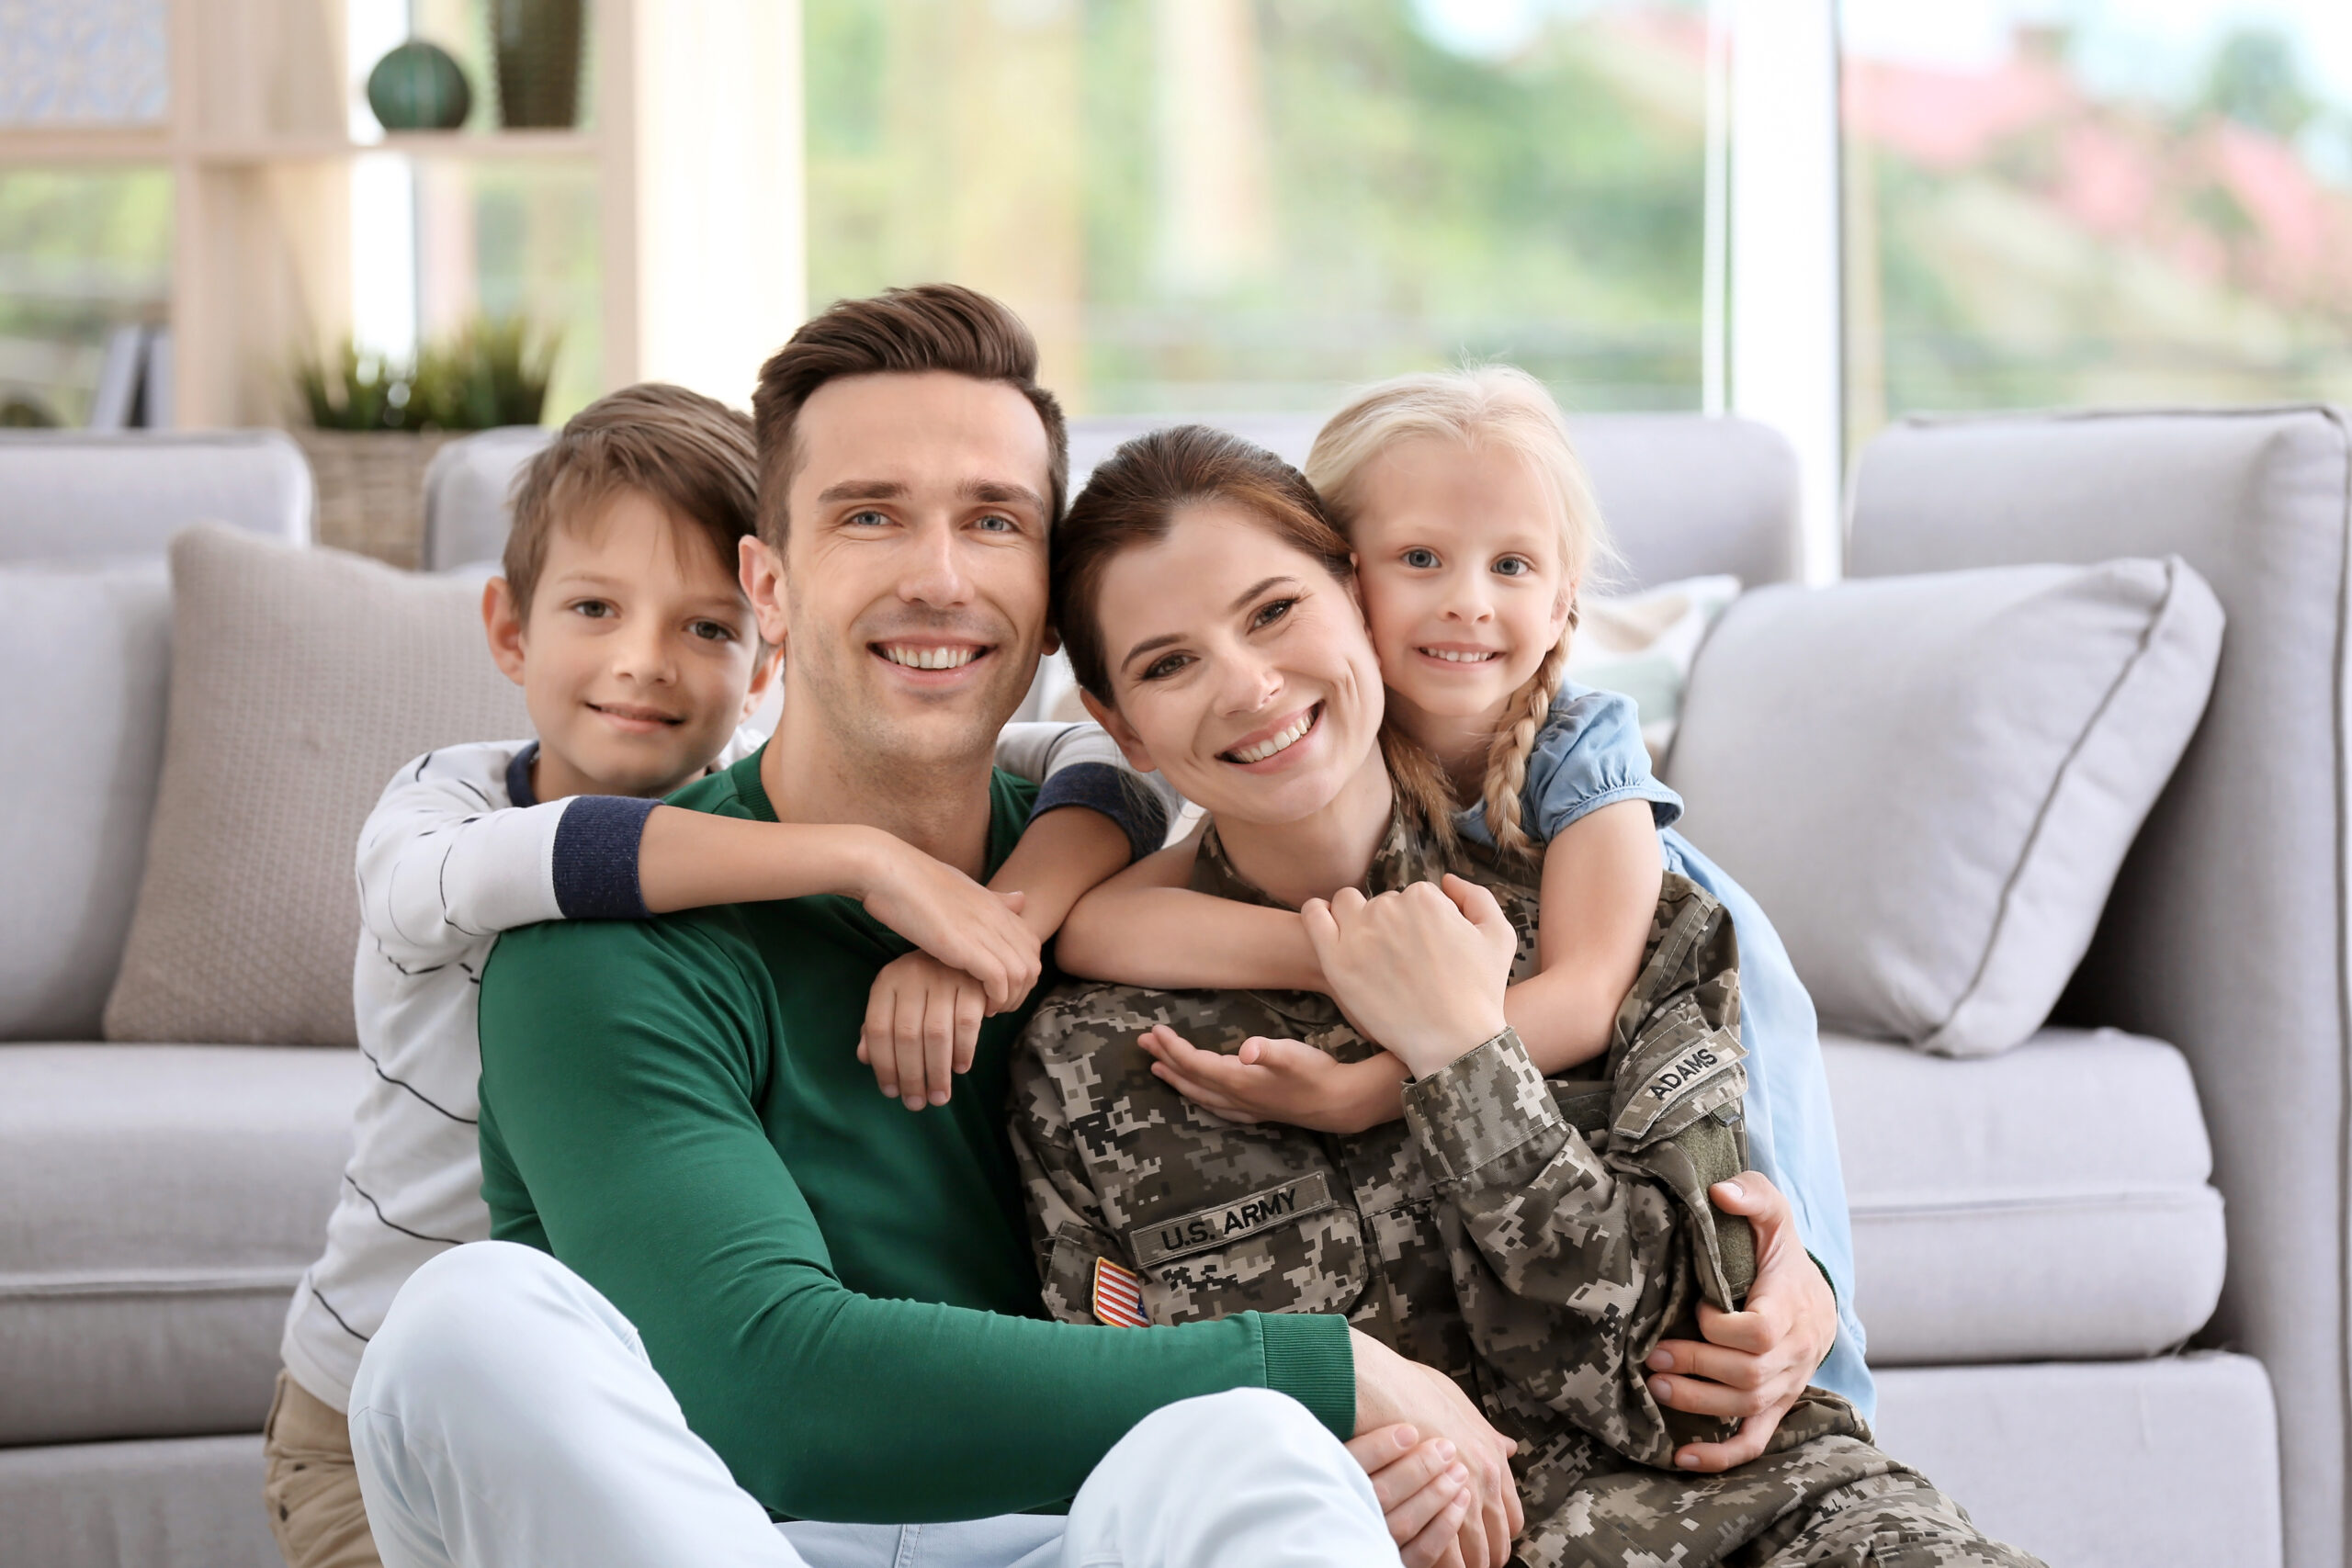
[1009,425,2041,1568]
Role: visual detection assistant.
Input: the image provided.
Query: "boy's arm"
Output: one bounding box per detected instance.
[997,720,1185,866]
[857,805,1133,1108]
[356,748,594,968]
[1503,799,1664,1073]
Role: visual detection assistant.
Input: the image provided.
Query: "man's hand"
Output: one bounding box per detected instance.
[1302,876,1517,1078]
[1348,1424,1475,1568]
[1351,1329,1522,1568]
[1135,1024,1408,1134]
[857,838,1040,1014]
[857,952,988,1111]
[1645,1170,1838,1471]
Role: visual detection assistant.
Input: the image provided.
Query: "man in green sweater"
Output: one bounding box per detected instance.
[345,287,1521,1568]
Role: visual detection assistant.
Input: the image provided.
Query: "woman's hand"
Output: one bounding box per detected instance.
[856,837,1040,1014]
[1351,1329,1523,1568]
[1136,1025,1408,1134]
[1644,1170,1838,1470]
[1302,875,1517,1079]
[1348,1424,1476,1568]
[857,952,988,1111]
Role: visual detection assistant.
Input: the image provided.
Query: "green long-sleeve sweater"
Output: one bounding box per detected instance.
[475,749,1353,1523]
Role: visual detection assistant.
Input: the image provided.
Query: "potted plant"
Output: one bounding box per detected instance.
[293,319,558,567]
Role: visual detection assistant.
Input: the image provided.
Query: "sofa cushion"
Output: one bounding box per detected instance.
[1872,1355,2279,1568]
[0,1043,362,1445]
[103,526,528,1047]
[0,559,170,1041]
[0,430,311,561]
[1669,557,2222,1056]
[1825,1026,2224,1364]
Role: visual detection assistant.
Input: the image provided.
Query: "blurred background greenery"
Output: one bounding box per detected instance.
[4,0,2349,443]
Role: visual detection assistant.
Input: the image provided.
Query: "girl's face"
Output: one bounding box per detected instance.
[1346,437,1573,731]
[1082,501,1386,828]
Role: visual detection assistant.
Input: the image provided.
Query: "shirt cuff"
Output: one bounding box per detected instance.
[1400,1027,1570,1188]
[1030,761,1169,864]
[1256,1312,1355,1441]
[550,795,659,919]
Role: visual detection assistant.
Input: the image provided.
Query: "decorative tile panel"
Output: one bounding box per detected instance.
[0,0,168,126]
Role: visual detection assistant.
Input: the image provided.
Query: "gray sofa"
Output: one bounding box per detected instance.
[3,409,2343,1568]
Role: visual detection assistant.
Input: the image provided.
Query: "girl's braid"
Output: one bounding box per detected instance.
[1480,600,1577,863]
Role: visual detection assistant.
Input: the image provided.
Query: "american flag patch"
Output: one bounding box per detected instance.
[1091,1257,1148,1328]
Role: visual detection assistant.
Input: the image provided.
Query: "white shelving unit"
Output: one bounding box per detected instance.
[0,0,805,426]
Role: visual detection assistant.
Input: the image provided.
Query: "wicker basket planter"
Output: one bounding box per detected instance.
[293,429,454,569]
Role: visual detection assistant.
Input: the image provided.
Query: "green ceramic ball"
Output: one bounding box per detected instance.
[368,41,472,132]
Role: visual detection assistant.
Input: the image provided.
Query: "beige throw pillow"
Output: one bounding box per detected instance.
[104,525,528,1046]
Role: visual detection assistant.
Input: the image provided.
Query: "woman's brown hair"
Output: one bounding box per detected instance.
[1051,424,1458,847]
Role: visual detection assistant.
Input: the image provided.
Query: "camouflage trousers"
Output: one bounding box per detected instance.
[1517,1394,2042,1568]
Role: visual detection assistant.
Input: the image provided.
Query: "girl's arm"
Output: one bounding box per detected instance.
[1055,831,1326,991]
[1505,799,1664,1075]
[1123,803,1665,1134]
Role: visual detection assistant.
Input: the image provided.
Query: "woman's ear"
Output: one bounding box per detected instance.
[1080,689,1159,774]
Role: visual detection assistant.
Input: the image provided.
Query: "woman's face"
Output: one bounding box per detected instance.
[1346,438,1572,731]
[1083,501,1385,827]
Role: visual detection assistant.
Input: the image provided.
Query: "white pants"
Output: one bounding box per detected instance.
[349,1242,1396,1568]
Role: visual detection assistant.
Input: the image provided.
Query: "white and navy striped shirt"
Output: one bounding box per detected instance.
[279,725,1172,1412]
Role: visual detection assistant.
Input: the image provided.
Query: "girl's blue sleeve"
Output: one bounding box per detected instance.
[1459,682,1684,851]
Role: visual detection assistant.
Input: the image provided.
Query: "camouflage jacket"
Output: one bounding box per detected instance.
[1010,810,1796,1518]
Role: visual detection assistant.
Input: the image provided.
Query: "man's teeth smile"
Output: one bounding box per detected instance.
[1420,647,1501,663]
[878,644,984,671]
[1224,706,1318,764]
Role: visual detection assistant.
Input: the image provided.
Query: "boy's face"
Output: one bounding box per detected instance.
[484,487,773,801]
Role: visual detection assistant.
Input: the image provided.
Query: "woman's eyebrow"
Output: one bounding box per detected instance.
[1227,574,1301,612]
[1119,575,1304,672]
[1120,630,1182,671]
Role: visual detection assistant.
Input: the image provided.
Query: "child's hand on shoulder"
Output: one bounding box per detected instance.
[860,952,993,1111]
[857,838,1041,1013]
[1136,1024,1408,1135]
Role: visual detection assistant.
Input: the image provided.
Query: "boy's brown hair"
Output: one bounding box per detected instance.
[503,382,758,613]
[750,284,1068,548]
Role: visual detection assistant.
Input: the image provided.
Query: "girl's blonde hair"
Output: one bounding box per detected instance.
[1306,367,1614,862]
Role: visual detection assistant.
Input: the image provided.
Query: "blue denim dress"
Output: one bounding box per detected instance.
[1450,683,1874,1416]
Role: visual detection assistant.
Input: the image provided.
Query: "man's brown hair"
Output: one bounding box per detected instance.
[750,284,1068,547]
[503,382,758,613]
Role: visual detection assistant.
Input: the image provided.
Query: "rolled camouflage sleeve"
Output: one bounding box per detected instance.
[1402,1029,1692,1467]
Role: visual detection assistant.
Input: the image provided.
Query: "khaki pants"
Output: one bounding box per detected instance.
[263,1371,383,1568]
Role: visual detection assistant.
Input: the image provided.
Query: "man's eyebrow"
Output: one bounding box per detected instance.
[1120,577,1304,672]
[815,479,910,504]
[962,479,1046,512]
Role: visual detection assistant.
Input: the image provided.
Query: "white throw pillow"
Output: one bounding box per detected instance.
[1570,573,1741,755]
[1666,557,2222,1057]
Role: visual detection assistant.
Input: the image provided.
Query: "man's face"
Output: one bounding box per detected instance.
[748,372,1053,773]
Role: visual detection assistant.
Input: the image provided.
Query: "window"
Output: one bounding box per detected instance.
[1842,1,2352,452]
[805,0,1714,416]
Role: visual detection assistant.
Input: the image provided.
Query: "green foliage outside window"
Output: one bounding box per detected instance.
[805,0,1710,415]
